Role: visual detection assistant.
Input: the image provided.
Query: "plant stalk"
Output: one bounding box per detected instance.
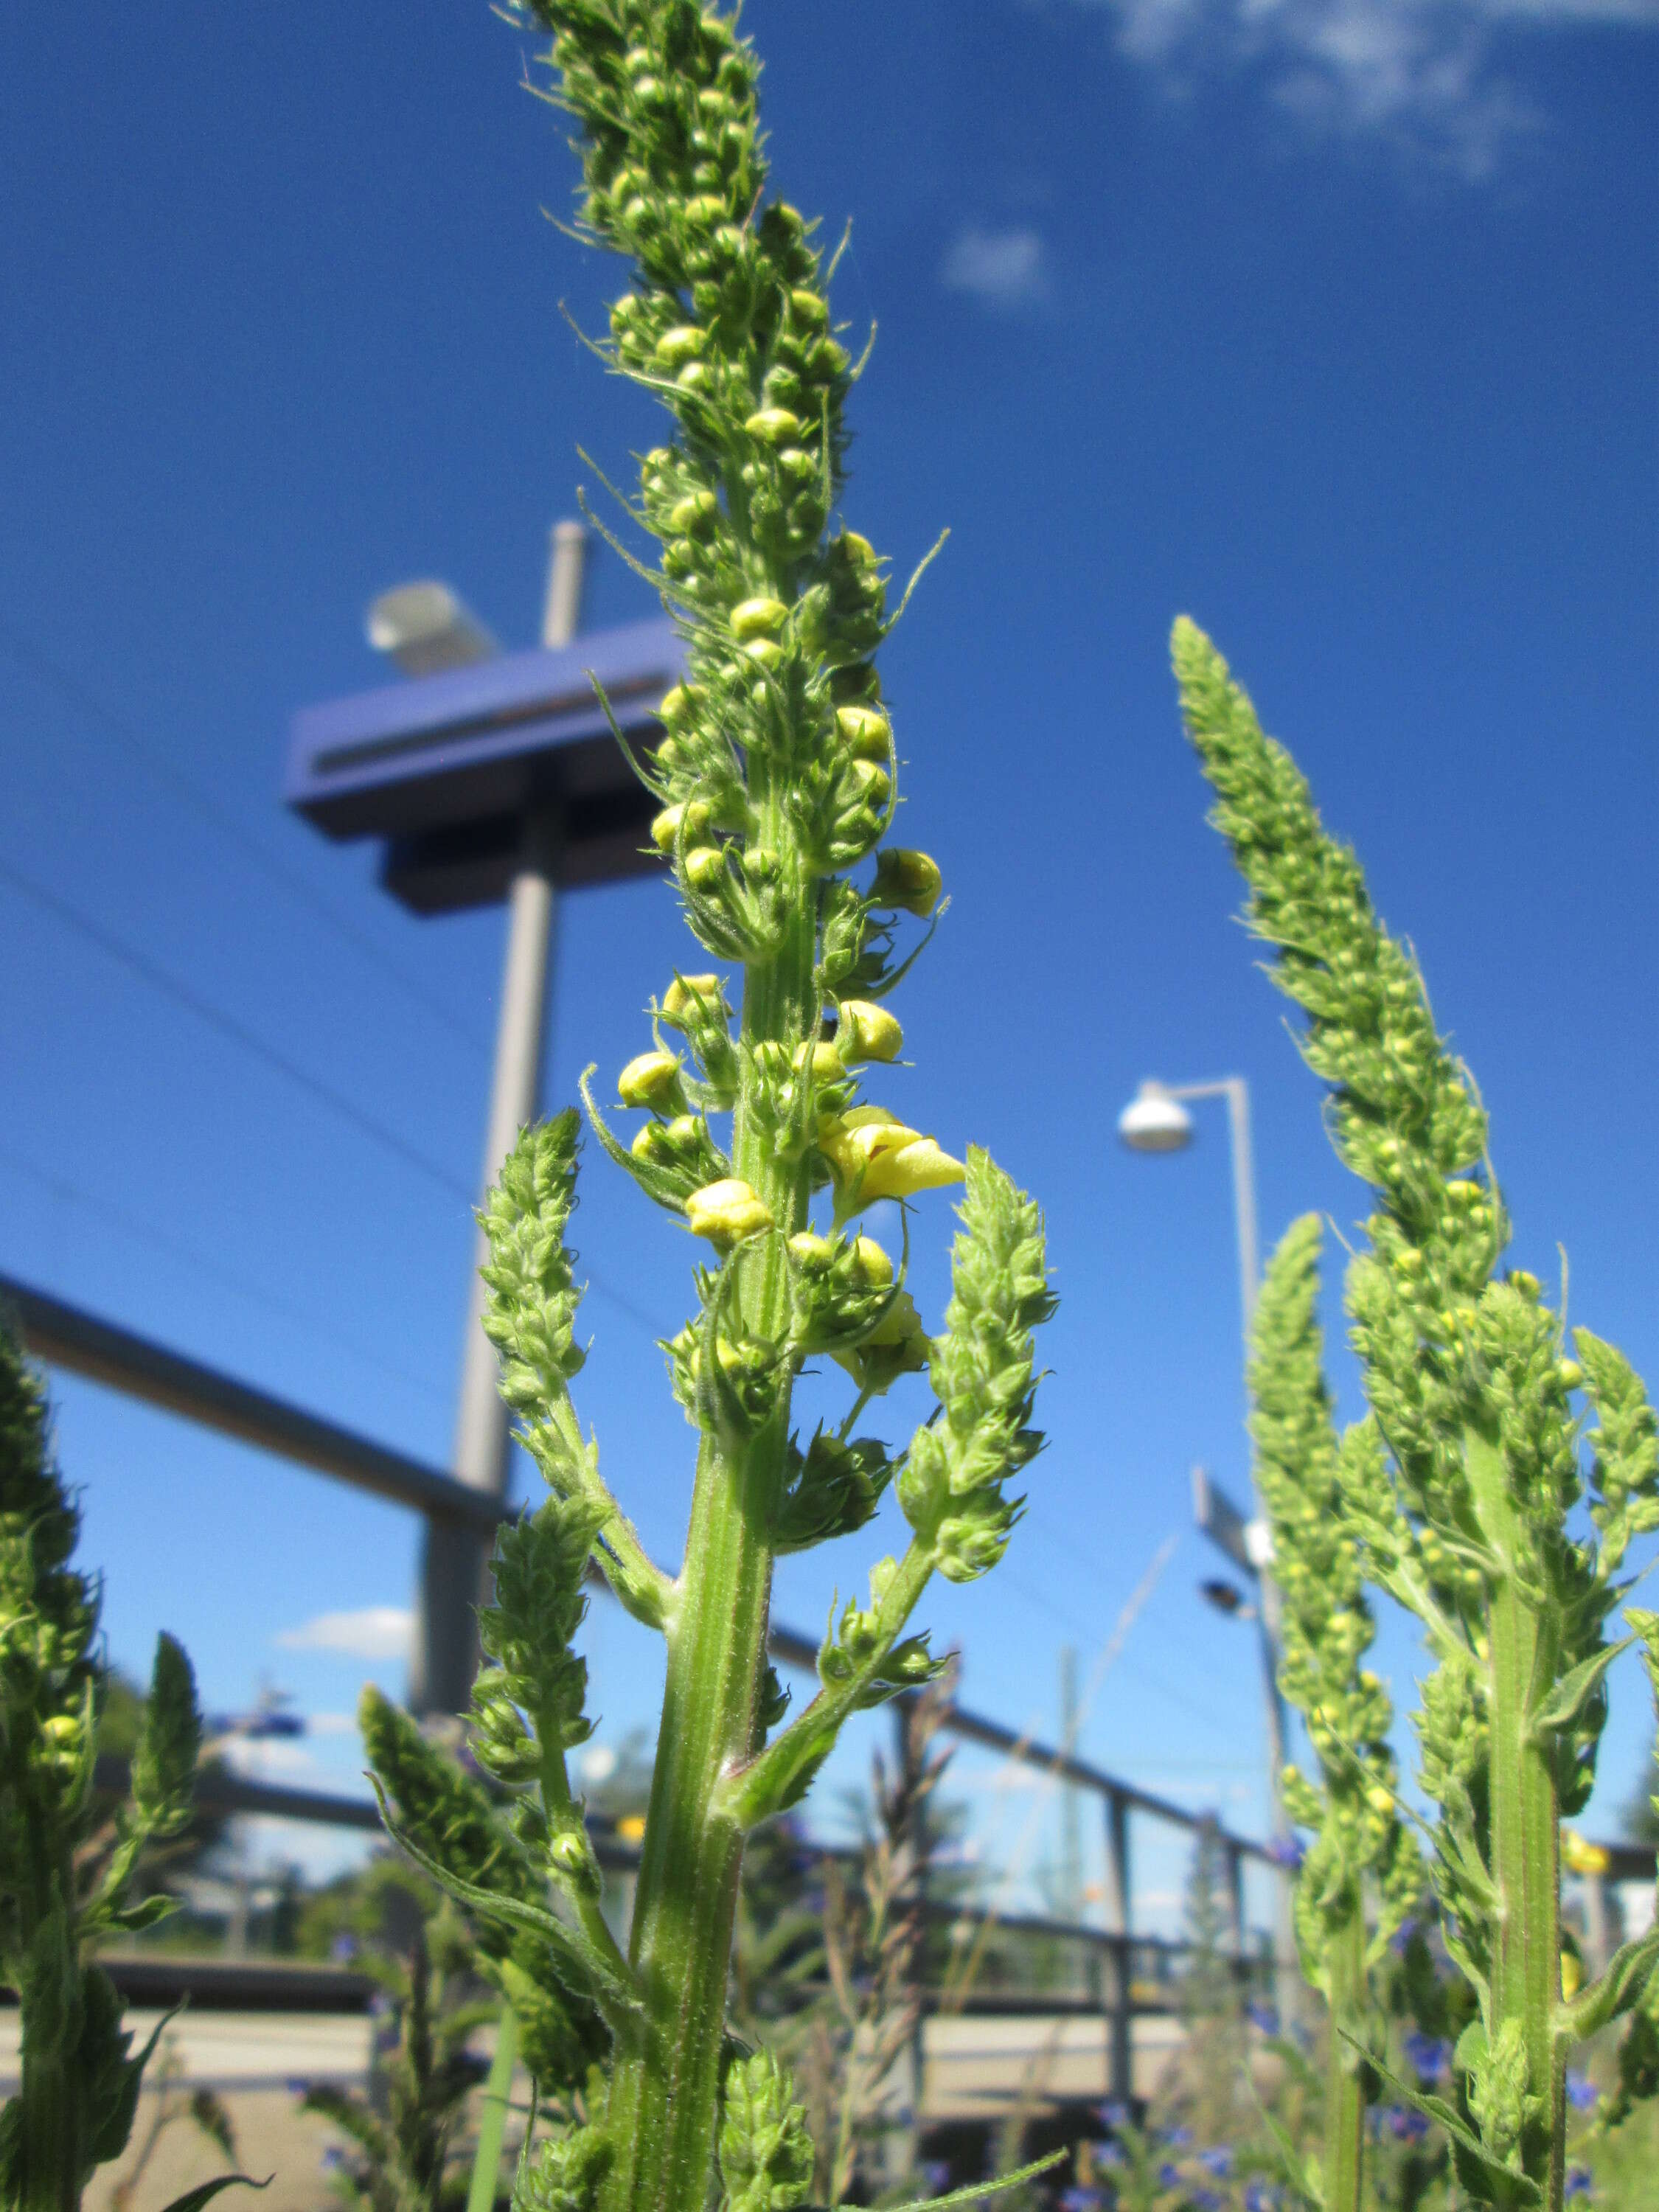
[1324,1899,1366,2212]
[601,785,816,2211]
[466,2003,520,2212]
[1468,1424,1565,2211]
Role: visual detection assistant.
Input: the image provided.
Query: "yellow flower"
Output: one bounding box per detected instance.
[818,1107,964,1212]
[1562,1830,1611,1877]
[618,1050,683,1110]
[685,1178,774,1248]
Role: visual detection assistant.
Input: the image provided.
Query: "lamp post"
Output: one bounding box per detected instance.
[1118,1075,1297,2014]
[285,521,688,1718]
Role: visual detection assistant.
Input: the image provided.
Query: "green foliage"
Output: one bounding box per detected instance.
[0,1315,254,2211]
[1174,617,1659,2210]
[372,4,1054,2205]
[716,2053,813,2212]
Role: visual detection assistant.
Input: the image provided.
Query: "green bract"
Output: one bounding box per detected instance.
[1176,617,1659,2212]
[360,7,1054,2203]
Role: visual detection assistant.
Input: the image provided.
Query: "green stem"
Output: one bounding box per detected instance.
[466,2003,520,2212]
[600,783,817,2212]
[1467,1425,1565,2211]
[1324,1894,1366,2212]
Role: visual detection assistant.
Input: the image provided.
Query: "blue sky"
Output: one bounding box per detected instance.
[1,0,1655,1919]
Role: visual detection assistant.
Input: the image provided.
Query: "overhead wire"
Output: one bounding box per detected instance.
[0,1138,451,1408]
[0,853,670,1344]
[0,617,490,1055]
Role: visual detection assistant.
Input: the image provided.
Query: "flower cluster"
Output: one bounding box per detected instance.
[1175,616,1659,2210]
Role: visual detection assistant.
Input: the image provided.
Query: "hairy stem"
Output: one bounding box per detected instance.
[1467,1423,1565,2210]
[601,782,817,2210]
[1324,1900,1366,2212]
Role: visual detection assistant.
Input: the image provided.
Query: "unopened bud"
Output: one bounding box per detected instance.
[787,1231,836,1271]
[662,973,726,1023]
[743,638,785,673]
[659,683,703,727]
[1365,1784,1395,1817]
[1557,1359,1584,1391]
[618,1050,683,1110]
[870,848,942,917]
[730,596,788,640]
[686,1178,774,1248]
[835,705,891,759]
[653,325,703,369]
[1509,1269,1541,1300]
[790,288,828,326]
[745,407,803,445]
[676,361,714,394]
[849,759,891,807]
[669,490,719,534]
[840,529,877,565]
[651,799,711,853]
[837,1001,903,1064]
[684,845,726,891]
[852,1236,893,1288]
[792,1040,844,1084]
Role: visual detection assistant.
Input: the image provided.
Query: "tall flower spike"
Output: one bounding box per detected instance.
[439,8,1054,2200]
[1176,617,1659,2211]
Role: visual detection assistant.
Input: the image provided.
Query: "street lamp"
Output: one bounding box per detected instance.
[1118,1073,1297,2014]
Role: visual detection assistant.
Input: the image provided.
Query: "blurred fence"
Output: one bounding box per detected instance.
[12,1268,1650,2112]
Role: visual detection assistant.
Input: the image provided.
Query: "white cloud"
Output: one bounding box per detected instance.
[939,225,1052,311]
[274,1606,412,1660]
[1071,0,1657,175]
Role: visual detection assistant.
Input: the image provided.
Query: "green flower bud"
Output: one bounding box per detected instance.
[743,639,786,673]
[668,490,719,535]
[848,759,891,807]
[651,799,711,853]
[870,846,942,916]
[835,1000,903,1064]
[1557,1358,1584,1391]
[661,972,728,1024]
[685,1178,774,1248]
[731,596,789,640]
[659,681,703,726]
[835,705,891,759]
[789,288,828,326]
[852,1235,893,1287]
[684,844,726,890]
[792,1040,843,1084]
[745,407,803,445]
[653,324,703,369]
[676,361,714,394]
[685,192,726,225]
[786,1231,836,1272]
[618,1050,684,1111]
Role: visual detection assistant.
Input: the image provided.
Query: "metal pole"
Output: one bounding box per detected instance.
[1103,1789,1133,2106]
[1219,1079,1295,2021]
[409,525,586,1719]
[1060,1644,1081,1924]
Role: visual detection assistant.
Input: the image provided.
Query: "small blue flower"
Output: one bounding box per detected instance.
[1197,2146,1234,2178]
[1157,2163,1183,2188]
[1093,2141,1126,2170]
[1386,2105,1430,2143]
[1059,2191,1103,2211]
[321,2148,345,2172]
[1565,2070,1599,2112]
[1247,2000,1281,2034]
[1267,1832,1306,1871]
[1097,2098,1131,2128]
[1565,2166,1593,2200]
[1161,2125,1194,2149]
[1403,2030,1450,2081]
[1190,2191,1223,2212]
[1243,2184,1280,2212]
[918,2163,951,2192]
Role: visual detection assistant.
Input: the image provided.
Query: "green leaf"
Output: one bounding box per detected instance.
[1529,1635,1635,1740]
[157,2177,271,2212]
[133,1631,202,1836]
[1246,2067,1326,2208]
[371,1783,643,2029]
[1345,2033,1540,2205]
[1560,1922,1659,2043]
[838,2148,1065,2211]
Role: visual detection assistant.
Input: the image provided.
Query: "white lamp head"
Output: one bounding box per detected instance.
[366,580,499,676]
[1117,1081,1194,1154]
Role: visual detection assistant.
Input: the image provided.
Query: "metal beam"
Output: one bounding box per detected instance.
[2,1272,507,1535]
